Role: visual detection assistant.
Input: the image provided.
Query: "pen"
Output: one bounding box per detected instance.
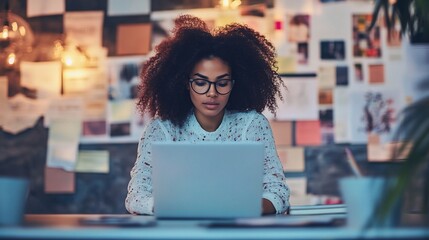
[344,147,362,177]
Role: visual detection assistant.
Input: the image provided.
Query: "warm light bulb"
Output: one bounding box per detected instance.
[7,53,16,65]
[219,0,241,9]
[63,55,73,66]
[1,26,9,39]
[11,22,18,31]
[18,26,26,36]
[221,0,229,8]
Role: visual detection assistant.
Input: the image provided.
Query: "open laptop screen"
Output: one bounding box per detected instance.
[152,142,264,219]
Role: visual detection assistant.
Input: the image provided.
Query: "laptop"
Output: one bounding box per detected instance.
[152,142,264,219]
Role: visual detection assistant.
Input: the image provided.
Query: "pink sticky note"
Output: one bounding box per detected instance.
[295,121,321,146]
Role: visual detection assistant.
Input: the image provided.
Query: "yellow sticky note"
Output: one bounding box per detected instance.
[277,146,305,172]
[75,150,110,173]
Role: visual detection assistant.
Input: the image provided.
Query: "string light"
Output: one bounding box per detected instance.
[0,0,34,72]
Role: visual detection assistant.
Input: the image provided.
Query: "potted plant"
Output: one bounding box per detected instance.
[368,0,429,227]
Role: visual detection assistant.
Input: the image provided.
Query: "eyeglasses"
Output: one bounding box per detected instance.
[189,78,234,95]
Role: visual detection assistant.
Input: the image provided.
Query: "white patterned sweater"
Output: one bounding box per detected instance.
[125,110,290,215]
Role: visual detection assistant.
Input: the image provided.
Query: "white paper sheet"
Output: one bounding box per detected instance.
[1,94,49,134]
[333,87,349,143]
[275,76,318,120]
[46,119,82,171]
[27,0,65,17]
[318,66,336,88]
[45,97,82,170]
[348,88,404,144]
[44,97,84,127]
[107,0,150,16]
[63,68,106,96]
[20,61,62,99]
[64,11,104,47]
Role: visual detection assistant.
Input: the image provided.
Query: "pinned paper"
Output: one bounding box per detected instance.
[64,11,104,47]
[277,147,305,172]
[348,89,403,144]
[336,66,348,86]
[367,142,407,162]
[270,121,292,146]
[27,0,65,17]
[239,4,268,36]
[44,97,83,127]
[107,0,150,16]
[318,66,336,88]
[75,150,110,173]
[275,76,318,120]
[108,100,134,137]
[82,120,107,137]
[110,122,131,137]
[276,56,296,74]
[107,56,144,100]
[295,121,321,146]
[62,68,106,96]
[318,89,333,105]
[117,23,151,55]
[287,14,310,43]
[46,119,82,171]
[109,100,134,122]
[368,64,385,84]
[333,87,349,143]
[20,61,62,99]
[320,108,334,144]
[44,167,75,193]
[367,133,410,162]
[2,94,49,134]
[45,98,83,170]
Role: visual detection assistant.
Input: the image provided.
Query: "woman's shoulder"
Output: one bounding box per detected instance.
[143,117,176,135]
[147,117,176,129]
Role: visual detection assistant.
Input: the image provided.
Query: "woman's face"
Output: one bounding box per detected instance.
[189,57,232,127]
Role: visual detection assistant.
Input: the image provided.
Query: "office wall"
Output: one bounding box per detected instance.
[0,0,406,213]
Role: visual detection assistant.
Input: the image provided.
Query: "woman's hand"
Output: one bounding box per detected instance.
[262,198,276,215]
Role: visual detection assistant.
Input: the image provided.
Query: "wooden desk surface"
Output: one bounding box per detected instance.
[0,214,428,240]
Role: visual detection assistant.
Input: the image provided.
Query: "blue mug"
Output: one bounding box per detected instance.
[0,177,29,226]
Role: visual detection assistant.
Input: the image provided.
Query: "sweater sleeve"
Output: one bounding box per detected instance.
[125,120,167,215]
[245,113,290,214]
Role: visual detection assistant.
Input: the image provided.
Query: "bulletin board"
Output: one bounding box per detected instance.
[0,0,408,213]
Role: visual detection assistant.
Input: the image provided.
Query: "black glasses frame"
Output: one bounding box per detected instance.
[189,79,234,95]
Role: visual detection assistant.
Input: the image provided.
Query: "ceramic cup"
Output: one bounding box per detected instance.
[339,177,399,229]
[0,177,29,226]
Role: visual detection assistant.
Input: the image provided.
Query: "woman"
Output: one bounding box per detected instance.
[126,15,290,215]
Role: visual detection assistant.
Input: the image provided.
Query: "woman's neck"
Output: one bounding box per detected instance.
[194,110,225,132]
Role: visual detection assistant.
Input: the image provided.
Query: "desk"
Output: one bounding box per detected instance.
[0,214,428,240]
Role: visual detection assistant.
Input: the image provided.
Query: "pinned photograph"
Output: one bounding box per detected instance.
[354,63,364,82]
[319,109,334,144]
[107,57,145,100]
[287,14,310,43]
[368,64,384,84]
[336,66,348,86]
[352,14,381,58]
[320,41,345,60]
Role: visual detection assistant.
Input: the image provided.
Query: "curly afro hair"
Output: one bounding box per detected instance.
[137,15,284,127]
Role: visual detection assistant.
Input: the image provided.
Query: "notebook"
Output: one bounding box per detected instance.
[152,142,265,219]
